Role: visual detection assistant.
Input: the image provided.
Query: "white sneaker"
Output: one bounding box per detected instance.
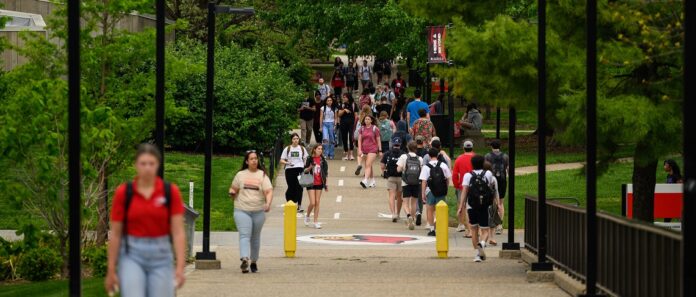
[478,241,487,260]
[369,180,376,188]
[456,224,467,232]
[314,222,323,229]
[408,217,415,230]
[304,215,310,227]
[496,225,503,235]
[474,255,482,262]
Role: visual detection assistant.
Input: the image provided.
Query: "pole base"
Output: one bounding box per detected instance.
[437,251,448,259]
[502,242,520,250]
[285,251,295,258]
[531,261,553,271]
[195,251,217,260]
[195,259,221,270]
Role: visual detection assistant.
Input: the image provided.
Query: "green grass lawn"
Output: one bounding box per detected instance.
[0,152,244,232]
[0,278,107,297]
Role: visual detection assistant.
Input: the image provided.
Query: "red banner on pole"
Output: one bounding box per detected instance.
[428,26,447,64]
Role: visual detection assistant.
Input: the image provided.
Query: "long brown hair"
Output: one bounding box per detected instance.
[309,144,323,157]
[359,105,372,124]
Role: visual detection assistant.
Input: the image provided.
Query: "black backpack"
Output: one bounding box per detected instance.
[123,182,172,254]
[402,155,422,185]
[426,161,448,197]
[490,153,507,181]
[467,171,494,209]
[385,149,402,177]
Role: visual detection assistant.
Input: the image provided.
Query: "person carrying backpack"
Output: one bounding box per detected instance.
[419,148,453,236]
[106,144,186,296]
[380,138,405,223]
[484,139,509,235]
[280,133,309,213]
[397,140,424,230]
[377,111,395,153]
[457,155,499,263]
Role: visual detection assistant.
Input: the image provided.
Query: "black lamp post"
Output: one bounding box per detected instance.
[682,1,695,296]
[196,2,255,262]
[67,0,81,295]
[155,0,166,177]
[531,0,553,272]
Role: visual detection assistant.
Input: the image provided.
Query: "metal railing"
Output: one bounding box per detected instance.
[524,195,683,297]
[266,130,286,180]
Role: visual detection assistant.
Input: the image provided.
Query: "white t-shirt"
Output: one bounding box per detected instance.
[462,170,499,209]
[361,65,371,80]
[280,145,308,169]
[397,152,423,186]
[321,106,336,123]
[419,159,453,194]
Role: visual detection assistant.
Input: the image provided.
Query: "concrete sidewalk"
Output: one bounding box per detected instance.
[178,151,568,297]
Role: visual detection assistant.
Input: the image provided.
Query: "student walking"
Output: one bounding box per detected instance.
[344,61,357,94]
[452,140,476,236]
[280,133,309,212]
[320,96,338,159]
[228,150,273,272]
[331,68,345,98]
[317,78,332,101]
[357,114,382,188]
[406,90,429,128]
[377,111,396,152]
[397,141,424,230]
[304,144,329,229]
[354,105,373,175]
[105,144,186,296]
[485,139,509,235]
[458,155,499,262]
[420,148,453,236]
[392,120,412,154]
[390,72,406,100]
[338,93,358,160]
[298,92,318,145]
[411,109,436,146]
[312,92,324,144]
[360,59,372,90]
[381,138,404,222]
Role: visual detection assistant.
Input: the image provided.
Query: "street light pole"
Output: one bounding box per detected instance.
[67,0,82,295]
[155,0,165,177]
[532,0,553,272]
[682,0,696,296]
[196,2,255,263]
[502,106,520,251]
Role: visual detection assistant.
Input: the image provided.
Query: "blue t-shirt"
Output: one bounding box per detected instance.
[407,100,429,127]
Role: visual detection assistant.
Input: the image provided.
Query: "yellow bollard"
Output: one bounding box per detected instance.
[435,200,449,259]
[284,201,297,258]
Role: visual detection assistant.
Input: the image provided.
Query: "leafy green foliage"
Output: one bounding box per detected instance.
[16,248,62,281]
[166,40,303,151]
[83,245,108,277]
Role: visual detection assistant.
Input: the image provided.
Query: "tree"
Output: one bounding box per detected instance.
[403,0,683,222]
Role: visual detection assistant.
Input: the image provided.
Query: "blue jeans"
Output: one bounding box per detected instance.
[118,236,174,297]
[234,209,266,261]
[322,122,336,158]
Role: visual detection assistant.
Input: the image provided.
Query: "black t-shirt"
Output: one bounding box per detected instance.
[313,100,324,122]
[392,99,405,122]
[300,98,316,121]
[376,103,392,117]
[338,102,357,123]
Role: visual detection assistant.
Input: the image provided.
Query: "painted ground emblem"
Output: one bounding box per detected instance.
[297,234,436,246]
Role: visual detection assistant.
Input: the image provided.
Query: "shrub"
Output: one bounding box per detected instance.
[0,255,13,281]
[16,247,61,281]
[83,245,108,277]
[166,40,304,152]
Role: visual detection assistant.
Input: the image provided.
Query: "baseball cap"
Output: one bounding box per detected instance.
[431,136,441,144]
[415,135,425,144]
[391,137,402,147]
[463,140,474,149]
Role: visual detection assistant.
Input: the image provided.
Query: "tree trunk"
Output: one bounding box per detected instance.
[631,147,657,222]
[96,168,109,245]
[60,235,69,278]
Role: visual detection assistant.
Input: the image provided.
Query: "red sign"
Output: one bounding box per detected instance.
[431,77,449,93]
[428,26,447,64]
[623,184,683,219]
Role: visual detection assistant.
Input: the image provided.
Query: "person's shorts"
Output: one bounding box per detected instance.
[361,79,370,85]
[402,185,420,199]
[307,184,324,190]
[426,192,446,206]
[496,177,507,199]
[386,177,402,191]
[468,207,490,228]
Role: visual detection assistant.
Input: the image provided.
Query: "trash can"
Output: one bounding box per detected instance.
[183,204,200,259]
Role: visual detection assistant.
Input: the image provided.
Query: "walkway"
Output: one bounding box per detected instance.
[178,151,568,297]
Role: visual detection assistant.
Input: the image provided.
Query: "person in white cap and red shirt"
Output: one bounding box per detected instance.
[452,139,476,237]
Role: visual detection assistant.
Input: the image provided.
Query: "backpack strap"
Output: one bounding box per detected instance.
[124,182,134,254]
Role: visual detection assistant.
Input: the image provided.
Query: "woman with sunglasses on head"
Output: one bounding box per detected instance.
[105,144,186,296]
[304,144,329,229]
[228,150,273,273]
[280,133,308,212]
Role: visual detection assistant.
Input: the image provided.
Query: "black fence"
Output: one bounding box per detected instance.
[525,195,682,297]
[266,130,286,180]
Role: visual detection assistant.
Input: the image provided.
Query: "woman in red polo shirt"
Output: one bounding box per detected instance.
[105,144,186,296]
